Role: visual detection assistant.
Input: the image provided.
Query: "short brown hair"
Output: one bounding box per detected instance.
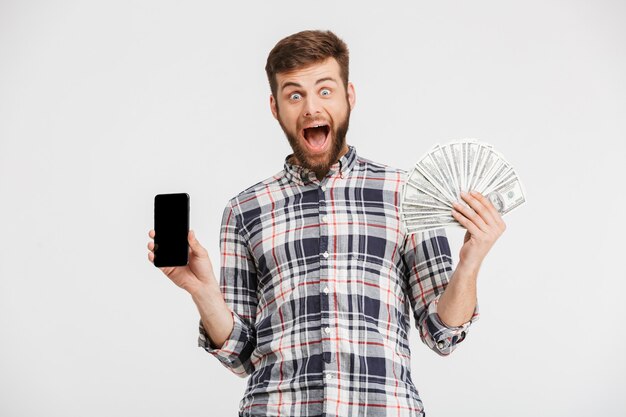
[265,30,350,99]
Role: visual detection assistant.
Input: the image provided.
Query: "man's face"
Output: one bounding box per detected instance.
[270,58,356,178]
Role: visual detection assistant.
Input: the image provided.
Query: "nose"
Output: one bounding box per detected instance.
[303,94,322,117]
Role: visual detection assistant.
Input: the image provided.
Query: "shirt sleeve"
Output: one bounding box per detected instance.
[402,227,479,356]
[198,201,258,377]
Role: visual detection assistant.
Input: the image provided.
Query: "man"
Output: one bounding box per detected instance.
[148,30,505,417]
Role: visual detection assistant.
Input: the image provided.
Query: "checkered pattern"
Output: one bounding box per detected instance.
[199,146,479,417]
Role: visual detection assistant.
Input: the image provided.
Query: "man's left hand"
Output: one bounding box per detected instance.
[451,191,506,272]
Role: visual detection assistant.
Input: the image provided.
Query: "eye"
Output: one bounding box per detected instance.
[320,88,331,96]
[289,92,302,100]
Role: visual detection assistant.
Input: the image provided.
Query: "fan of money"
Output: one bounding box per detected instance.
[401,140,526,234]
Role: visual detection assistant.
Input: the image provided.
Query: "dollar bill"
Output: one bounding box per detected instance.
[483,167,516,196]
[428,145,458,200]
[476,158,511,194]
[472,146,498,193]
[407,169,453,208]
[415,161,457,202]
[468,143,490,192]
[405,218,464,233]
[402,182,451,210]
[485,177,526,215]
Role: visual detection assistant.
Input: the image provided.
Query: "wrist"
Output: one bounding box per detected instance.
[456,259,482,277]
[190,281,221,306]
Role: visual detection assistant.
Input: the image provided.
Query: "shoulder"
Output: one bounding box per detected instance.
[225,169,288,213]
[353,154,409,180]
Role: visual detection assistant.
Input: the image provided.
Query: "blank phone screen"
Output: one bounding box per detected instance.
[154,193,189,267]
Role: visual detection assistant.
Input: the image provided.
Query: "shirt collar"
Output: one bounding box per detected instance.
[283,145,358,186]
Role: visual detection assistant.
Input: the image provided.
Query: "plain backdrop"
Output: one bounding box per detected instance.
[1,1,625,416]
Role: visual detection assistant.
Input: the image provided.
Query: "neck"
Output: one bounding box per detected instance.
[289,145,350,180]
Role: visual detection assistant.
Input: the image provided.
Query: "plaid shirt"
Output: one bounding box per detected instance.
[199,146,479,417]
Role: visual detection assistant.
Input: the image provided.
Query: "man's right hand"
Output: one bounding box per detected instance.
[147,229,234,348]
[147,229,217,297]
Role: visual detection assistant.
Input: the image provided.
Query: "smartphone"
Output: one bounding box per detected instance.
[153,193,189,267]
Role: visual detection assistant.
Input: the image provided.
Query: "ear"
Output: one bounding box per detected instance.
[270,94,278,120]
[347,82,356,110]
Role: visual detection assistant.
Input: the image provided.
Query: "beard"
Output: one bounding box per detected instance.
[277,107,351,179]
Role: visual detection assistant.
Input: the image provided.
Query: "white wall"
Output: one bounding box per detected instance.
[1,1,624,415]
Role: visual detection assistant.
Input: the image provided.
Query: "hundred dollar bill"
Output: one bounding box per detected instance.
[468,143,491,192]
[482,167,517,196]
[459,142,468,192]
[472,146,499,194]
[465,141,479,192]
[485,176,526,215]
[415,159,457,202]
[401,202,452,214]
[476,158,511,195]
[451,142,464,196]
[440,144,460,198]
[405,217,464,233]
[402,213,454,222]
[402,182,451,210]
[428,145,458,200]
[402,203,453,215]
[404,215,459,228]
[407,168,453,208]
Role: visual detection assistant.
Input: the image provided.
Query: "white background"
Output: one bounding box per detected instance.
[1,1,625,416]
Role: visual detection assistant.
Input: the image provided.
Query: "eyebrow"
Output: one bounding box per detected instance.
[280,77,338,91]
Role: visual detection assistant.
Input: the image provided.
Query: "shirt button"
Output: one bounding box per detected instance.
[321,215,328,223]
[437,341,446,349]
[321,185,327,192]
[322,251,329,259]
[324,327,331,335]
[323,286,330,294]
[326,373,333,381]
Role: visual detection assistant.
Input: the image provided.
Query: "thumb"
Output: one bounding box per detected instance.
[188,229,207,256]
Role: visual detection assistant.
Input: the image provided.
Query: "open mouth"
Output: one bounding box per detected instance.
[302,124,330,152]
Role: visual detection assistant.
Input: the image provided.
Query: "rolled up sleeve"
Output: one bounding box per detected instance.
[417,293,479,356]
[198,311,256,377]
[402,228,479,356]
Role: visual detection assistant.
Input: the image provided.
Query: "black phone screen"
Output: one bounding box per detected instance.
[154,193,189,267]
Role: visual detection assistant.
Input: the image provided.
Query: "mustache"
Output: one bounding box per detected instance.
[299,119,331,130]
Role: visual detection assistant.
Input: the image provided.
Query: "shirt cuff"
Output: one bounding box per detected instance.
[197,311,255,376]
[421,294,480,355]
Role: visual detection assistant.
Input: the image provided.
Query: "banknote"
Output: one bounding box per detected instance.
[486,177,526,215]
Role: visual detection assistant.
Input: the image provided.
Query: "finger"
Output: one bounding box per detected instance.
[147,241,155,252]
[452,209,482,236]
[462,192,496,228]
[470,191,500,220]
[149,229,155,239]
[148,251,154,263]
[470,191,506,229]
[188,230,207,257]
[453,200,489,233]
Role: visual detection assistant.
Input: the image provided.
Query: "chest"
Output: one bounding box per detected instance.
[242,179,405,287]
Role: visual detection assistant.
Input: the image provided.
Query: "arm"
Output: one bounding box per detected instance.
[147,228,233,346]
[438,191,506,326]
[147,201,258,377]
[402,228,478,356]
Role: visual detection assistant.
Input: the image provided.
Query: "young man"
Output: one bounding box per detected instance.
[148,30,505,417]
